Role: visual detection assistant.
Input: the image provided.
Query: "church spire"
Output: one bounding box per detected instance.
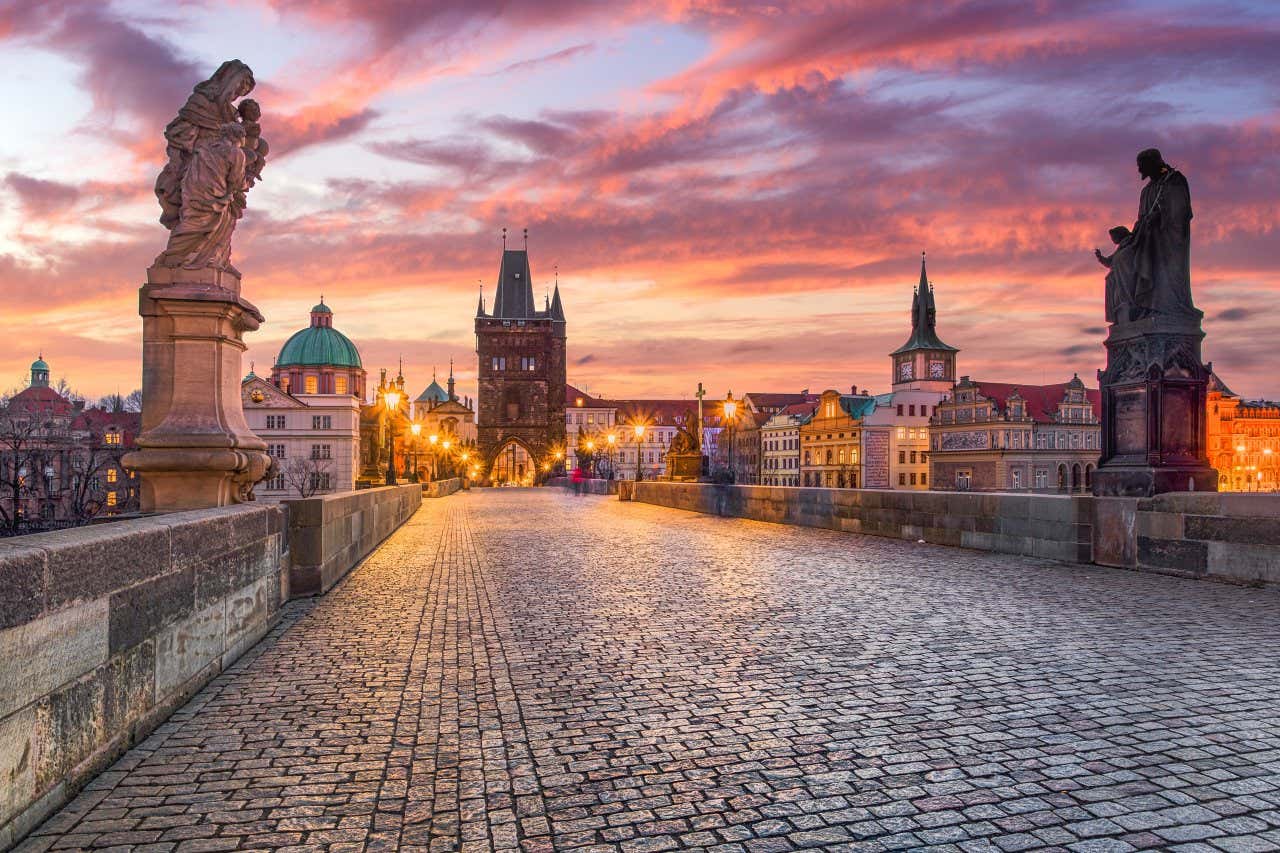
[890,251,958,358]
[476,282,485,317]
[447,358,456,401]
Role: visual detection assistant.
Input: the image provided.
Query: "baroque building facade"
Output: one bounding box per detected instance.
[800,390,875,488]
[1207,373,1279,492]
[929,375,1101,492]
[761,402,814,486]
[475,246,567,484]
[244,302,364,498]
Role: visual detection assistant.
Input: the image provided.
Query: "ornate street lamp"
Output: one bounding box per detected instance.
[428,433,439,482]
[723,391,738,484]
[633,423,646,481]
[410,422,422,482]
[606,433,616,480]
[384,390,401,485]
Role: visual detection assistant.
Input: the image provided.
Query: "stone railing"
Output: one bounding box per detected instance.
[284,484,422,597]
[1097,492,1279,586]
[626,481,1091,562]
[627,482,1279,586]
[423,477,462,498]
[0,504,287,848]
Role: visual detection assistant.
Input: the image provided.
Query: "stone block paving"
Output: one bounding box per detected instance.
[18,491,1280,852]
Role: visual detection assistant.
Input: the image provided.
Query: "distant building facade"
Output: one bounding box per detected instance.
[861,257,957,490]
[475,247,567,484]
[761,402,814,486]
[0,357,140,534]
[800,390,875,488]
[245,302,365,499]
[929,375,1101,492]
[1207,373,1279,492]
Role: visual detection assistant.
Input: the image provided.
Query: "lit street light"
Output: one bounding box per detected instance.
[633,423,646,481]
[410,422,422,482]
[384,390,401,485]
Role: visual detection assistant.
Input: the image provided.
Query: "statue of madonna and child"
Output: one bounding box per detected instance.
[153,59,269,274]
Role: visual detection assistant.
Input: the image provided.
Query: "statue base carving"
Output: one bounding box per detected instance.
[122,266,271,511]
[1092,316,1217,497]
[666,452,706,482]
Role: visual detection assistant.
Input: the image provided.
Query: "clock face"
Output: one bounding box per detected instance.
[929,361,946,379]
[899,361,913,380]
[250,390,265,403]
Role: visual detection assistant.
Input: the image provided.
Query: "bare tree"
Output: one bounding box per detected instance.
[282,456,333,498]
[0,405,41,535]
[124,389,143,413]
[98,393,127,413]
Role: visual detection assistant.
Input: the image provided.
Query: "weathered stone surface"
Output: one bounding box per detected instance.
[154,600,224,698]
[108,568,195,654]
[34,674,105,790]
[192,537,276,608]
[42,521,172,609]
[0,601,108,719]
[0,706,38,829]
[0,543,46,631]
[102,641,155,734]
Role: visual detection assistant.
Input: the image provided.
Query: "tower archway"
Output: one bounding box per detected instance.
[489,438,536,485]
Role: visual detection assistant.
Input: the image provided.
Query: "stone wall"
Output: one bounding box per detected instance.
[423,477,462,499]
[1133,493,1280,586]
[0,504,287,849]
[629,482,1092,563]
[285,484,422,597]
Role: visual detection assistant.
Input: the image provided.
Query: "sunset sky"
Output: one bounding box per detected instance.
[2,0,1278,404]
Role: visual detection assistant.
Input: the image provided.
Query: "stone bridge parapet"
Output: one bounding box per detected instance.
[0,504,287,849]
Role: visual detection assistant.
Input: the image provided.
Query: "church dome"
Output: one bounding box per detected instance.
[416,380,448,404]
[276,301,362,369]
[31,356,49,372]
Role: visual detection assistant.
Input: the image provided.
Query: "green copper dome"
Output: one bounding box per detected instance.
[31,357,48,371]
[276,303,362,368]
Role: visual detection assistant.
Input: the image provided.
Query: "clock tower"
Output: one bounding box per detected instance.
[889,253,958,392]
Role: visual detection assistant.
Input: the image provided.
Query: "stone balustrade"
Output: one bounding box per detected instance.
[284,484,422,597]
[625,482,1279,585]
[422,477,462,499]
[0,505,287,849]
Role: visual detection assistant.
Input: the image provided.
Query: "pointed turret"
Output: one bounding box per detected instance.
[891,252,957,356]
[476,285,485,318]
[550,283,565,321]
[447,358,456,401]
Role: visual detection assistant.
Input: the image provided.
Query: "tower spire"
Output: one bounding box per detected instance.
[502,227,507,250]
[447,358,456,402]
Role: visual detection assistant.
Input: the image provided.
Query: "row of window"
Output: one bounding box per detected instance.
[895,404,936,417]
[266,444,332,459]
[764,438,798,451]
[262,415,334,430]
[803,471,860,488]
[898,472,927,485]
[490,356,538,372]
[803,448,860,465]
[279,375,350,395]
[764,457,798,469]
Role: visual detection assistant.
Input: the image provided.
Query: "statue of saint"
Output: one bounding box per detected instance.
[669,409,701,455]
[1094,148,1200,324]
[154,123,248,271]
[153,60,259,273]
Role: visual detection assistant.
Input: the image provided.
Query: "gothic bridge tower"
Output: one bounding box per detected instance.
[474,240,566,483]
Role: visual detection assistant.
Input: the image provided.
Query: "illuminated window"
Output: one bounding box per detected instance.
[335,375,348,395]
[106,491,117,507]
[105,431,122,445]
[305,376,318,394]
[896,427,906,439]
[107,468,118,483]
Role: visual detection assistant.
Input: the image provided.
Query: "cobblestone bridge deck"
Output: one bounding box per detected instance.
[23,491,1280,852]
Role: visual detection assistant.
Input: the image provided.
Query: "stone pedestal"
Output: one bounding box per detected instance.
[666,452,706,482]
[1093,317,1217,497]
[122,266,271,511]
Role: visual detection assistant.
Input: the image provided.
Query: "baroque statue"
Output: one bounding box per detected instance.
[669,409,702,455]
[1094,148,1199,325]
[153,59,268,272]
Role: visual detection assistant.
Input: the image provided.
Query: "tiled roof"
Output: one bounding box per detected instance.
[962,380,1100,423]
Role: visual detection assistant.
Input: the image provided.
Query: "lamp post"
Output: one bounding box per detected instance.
[384,390,401,485]
[633,423,646,481]
[586,439,596,478]
[429,433,439,482]
[606,433,616,480]
[410,422,421,482]
[723,391,738,484]
[554,449,564,477]
[442,439,452,480]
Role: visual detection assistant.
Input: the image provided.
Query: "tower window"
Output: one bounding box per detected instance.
[492,356,506,371]
[305,375,318,394]
[335,375,348,395]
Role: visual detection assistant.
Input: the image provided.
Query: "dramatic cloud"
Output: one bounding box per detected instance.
[3,0,1279,401]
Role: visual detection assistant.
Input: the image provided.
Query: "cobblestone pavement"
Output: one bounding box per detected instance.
[22,491,1280,853]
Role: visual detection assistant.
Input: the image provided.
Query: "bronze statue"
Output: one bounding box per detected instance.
[669,409,701,455]
[1094,148,1199,324]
